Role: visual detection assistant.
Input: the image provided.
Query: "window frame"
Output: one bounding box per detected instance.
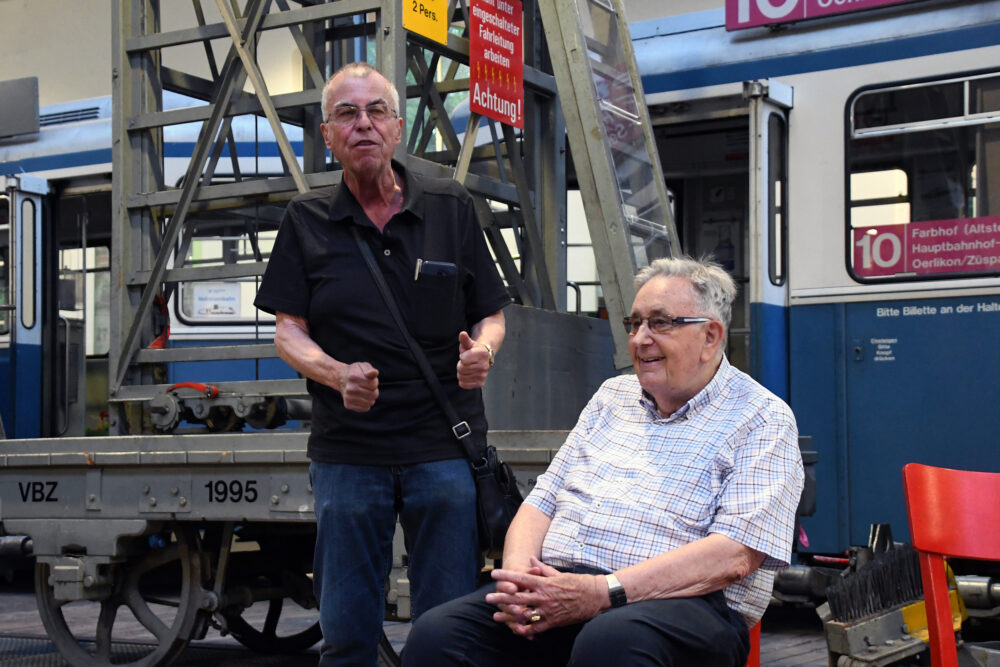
[172,228,279,328]
[844,67,1000,284]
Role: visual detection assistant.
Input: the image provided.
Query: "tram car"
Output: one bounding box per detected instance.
[628,0,1000,557]
[628,4,1000,660]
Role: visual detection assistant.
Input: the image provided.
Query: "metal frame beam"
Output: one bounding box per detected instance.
[537,0,680,369]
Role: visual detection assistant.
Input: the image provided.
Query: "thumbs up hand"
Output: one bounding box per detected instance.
[457,331,491,389]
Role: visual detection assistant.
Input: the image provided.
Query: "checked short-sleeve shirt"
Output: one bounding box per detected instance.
[524,357,804,624]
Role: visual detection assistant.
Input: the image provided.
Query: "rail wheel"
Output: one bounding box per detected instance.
[378,631,402,667]
[212,526,405,664]
[34,525,206,667]
[227,603,401,665]
[215,529,322,654]
[226,595,401,665]
[223,571,322,653]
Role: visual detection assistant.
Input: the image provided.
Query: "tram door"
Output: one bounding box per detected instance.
[0,175,46,438]
[0,186,9,438]
[650,80,791,398]
[0,176,100,439]
[53,186,109,438]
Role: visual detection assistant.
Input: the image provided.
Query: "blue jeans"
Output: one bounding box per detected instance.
[310,459,479,666]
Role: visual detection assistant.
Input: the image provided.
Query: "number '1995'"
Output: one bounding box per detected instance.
[205,480,259,503]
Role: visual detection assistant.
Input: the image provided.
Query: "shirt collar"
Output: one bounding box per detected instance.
[638,356,732,422]
[327,159,424,227]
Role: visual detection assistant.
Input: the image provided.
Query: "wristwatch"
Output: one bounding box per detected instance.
[482,342,495,367]
[605,573,627,608]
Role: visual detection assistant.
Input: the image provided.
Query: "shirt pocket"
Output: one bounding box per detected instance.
[409,263,462,342]
[632,457,717,531]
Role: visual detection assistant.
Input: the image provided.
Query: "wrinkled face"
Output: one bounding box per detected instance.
[628,276,723,415]
[320,71,402,178]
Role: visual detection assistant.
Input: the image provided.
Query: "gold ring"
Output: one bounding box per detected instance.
[529,613,542,623]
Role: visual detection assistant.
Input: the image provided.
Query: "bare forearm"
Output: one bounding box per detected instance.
[274,314,344,391]
[487,531,764,634]
[501,504,551,571]
[470,311,506,354]
[614,534,764,606]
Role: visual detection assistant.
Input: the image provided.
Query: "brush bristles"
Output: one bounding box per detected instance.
[825,545,924,623]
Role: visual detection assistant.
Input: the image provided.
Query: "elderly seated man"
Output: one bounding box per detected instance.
[401,256,804,667]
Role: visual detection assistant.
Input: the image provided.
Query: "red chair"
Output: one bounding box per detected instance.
[745,620,761,667]
[902,462,1000,667]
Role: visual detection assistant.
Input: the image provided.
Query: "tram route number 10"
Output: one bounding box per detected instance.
[855,229,903,275]
[205,479,259,503]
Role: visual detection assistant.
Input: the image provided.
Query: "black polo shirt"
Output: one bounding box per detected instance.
[254,162,511,465]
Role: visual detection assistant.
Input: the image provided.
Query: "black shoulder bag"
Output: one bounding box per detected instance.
[351,226,522,560]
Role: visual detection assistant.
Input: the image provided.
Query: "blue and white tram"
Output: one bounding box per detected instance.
[0,93,302,439]
[630,0,1000,555]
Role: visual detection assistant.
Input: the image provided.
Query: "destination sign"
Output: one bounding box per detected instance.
[726,0,917,31]
[853,216,1000,279]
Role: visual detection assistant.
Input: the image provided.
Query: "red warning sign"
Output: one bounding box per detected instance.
[469,0,523,129]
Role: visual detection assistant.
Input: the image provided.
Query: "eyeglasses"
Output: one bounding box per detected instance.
[622,313,711,335]
[326,101,397,125]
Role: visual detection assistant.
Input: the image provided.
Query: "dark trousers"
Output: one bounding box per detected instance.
[402,582,750,667]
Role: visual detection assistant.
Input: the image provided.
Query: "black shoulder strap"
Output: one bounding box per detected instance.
[350,225,484,465]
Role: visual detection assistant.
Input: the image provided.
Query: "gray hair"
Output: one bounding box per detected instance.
[321,62,401,123]
[634,256,737,331]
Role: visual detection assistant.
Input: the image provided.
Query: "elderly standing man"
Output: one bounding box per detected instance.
[253,62,510,666]
[403,256,804,667]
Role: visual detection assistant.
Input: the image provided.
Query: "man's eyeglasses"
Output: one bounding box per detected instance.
[327,101,397,125]
[622,314,711,336]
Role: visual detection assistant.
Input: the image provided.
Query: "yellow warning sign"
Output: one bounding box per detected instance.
[403,0,449,45]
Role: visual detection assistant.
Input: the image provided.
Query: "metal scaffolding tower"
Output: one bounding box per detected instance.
[110,0,676,434]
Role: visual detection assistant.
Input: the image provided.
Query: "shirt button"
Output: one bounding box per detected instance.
[383,249,391,256]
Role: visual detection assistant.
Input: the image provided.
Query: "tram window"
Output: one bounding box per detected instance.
[846,71,1000,282]
[20,199,35,329]
[853,82,963,131]
[970,165,978,216]
[58,247,110,356]
[970,75,1000,115]
[849,170,910,228]
[566,189,603,316]
[176,230,278,325]
[768,112,788,286]
[0,196,9,335]
[0,247,7,334]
